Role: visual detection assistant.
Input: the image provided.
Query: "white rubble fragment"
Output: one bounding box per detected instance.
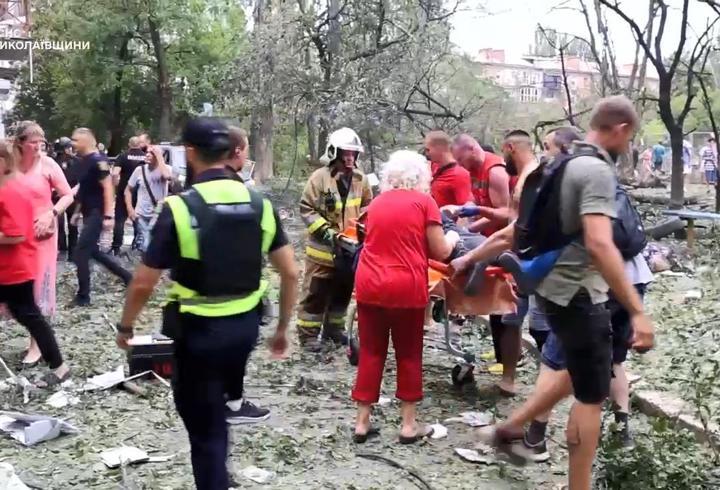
[378,396,392,407]
[45,391,79,409]
[0,411,79,446]
[684,290,702,300]
[0,462,30,490]
[82,366,125,391]
[100,446,149,468]
[444,411,493,427]
[429,423,448,439]
[454,448,493,464]
[241,466,274,484]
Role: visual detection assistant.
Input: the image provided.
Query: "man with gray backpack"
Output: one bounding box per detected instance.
[455,96,654,490]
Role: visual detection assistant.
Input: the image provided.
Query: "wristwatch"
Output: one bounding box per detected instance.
[116,324,133,336]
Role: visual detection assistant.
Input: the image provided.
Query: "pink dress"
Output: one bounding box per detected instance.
[17,156,72,318]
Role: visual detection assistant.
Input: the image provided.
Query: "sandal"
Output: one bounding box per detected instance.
[36,369,71,388]
[352,426,380,444]
[398,425,434,445]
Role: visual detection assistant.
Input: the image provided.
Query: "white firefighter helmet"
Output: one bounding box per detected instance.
[322,127,364,164]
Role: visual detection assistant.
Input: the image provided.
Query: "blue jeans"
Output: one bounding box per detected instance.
[135,215,154,253]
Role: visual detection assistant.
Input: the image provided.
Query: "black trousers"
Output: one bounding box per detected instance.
[172,310,260,490]
[0,281,63,368]
[74,211,132,299]
[57,201,79,256]
[112,196,136,251]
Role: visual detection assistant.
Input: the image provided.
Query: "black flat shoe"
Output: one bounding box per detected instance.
[398,426,434,445]
[352,427,380,444]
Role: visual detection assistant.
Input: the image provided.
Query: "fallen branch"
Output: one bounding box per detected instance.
[629,192,698,205]
[357,453,434,490]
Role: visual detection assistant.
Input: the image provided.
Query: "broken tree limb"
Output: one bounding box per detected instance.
[357,453,434,490]
[629,192,698,205]
[646,217,686,240]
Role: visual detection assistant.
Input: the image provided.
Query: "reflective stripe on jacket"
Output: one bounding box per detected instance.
[299,165,372,266]
[165,179,277,317]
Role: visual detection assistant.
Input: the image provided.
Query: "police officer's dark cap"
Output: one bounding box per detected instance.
[181,117,231,152]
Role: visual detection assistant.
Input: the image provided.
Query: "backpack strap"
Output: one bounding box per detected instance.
[432,162,458,181]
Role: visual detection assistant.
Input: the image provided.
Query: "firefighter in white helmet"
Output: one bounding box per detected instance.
[298,128,373,352]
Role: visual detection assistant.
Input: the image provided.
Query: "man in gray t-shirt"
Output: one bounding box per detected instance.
[124,146,172,252]
[473,96,655,490]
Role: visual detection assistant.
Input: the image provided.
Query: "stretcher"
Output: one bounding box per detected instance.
[338,221,517,386]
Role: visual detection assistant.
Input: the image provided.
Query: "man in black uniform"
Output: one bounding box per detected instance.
[111,136,146,254]
[71,128,132,306]
[116,118,299,490]
[55,137,80,259]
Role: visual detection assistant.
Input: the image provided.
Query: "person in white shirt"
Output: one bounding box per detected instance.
[124,146,171,252]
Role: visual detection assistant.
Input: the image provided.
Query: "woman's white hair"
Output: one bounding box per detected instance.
[379,150,431,193]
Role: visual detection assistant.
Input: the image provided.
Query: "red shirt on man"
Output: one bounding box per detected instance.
[356,189,442,308]
[0,178,37,285]
[430,162,473,208]
[469,151,507,207]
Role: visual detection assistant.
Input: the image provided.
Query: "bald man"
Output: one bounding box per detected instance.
[424,131,473,208]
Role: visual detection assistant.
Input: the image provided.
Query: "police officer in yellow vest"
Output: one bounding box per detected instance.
[298,128,373,352]
[116,118,299,490]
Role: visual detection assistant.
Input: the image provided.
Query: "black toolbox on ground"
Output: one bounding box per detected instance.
[126,333,175,379]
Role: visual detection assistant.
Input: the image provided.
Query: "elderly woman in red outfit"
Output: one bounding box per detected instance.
[352,150,459,444]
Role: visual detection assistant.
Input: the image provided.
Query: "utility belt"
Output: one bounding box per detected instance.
[161,296,271,341]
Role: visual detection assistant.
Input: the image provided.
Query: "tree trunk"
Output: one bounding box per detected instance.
[250,0,274,181]
[307,112,318,162]
[108,35,131,156]
[252,109,274,182]
[148,16,172,141]
[668,127,685,209]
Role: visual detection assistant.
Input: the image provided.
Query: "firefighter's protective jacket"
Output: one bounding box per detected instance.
[300,166,372,267]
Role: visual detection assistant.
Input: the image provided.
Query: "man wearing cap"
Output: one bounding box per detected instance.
[115,117,299,490]
[298,127,373,352]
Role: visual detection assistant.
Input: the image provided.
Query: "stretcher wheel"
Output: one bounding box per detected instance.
[451,364,475,386]
[347,337,360,366]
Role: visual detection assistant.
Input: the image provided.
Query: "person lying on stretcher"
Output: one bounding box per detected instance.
[438,205,535,294]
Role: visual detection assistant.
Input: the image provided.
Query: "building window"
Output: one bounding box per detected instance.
[520,87,540,102]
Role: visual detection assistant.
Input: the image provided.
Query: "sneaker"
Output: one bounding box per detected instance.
[226,400,270,425]
[515,436,550,463]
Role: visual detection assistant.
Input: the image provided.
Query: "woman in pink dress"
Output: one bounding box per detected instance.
[13,121,75,366]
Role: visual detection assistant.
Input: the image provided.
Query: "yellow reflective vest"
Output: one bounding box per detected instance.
[165,178,277,317]
[299,166,372,266]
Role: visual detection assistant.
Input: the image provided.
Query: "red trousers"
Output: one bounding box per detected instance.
[351,303,425,403]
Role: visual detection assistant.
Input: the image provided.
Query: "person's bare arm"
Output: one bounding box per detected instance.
[153,146,172,180]
[487,166,510,211]
[119,264,159,328]
[268,244,299,332]
[125,187,136,220]
[101,175,114,217]
[583,214,654,350]
[427,223,455,261]
[111,166,121,186]
[267,244,299,356]
[0,232,24,245]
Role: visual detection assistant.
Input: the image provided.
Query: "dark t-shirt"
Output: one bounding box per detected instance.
[115,148,146,197]
[143,168,289,270]
[58,155,81,187]
[76,152,110,216]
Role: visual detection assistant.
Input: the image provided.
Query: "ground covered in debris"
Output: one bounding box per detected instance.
[0,184,717,489]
